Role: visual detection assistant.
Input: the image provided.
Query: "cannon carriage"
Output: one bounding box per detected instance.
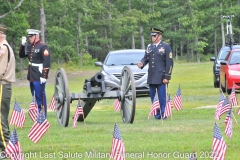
[53,66,136,127]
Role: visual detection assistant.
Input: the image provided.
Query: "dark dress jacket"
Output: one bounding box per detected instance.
[140,41,173,84]
[19,41,50,81]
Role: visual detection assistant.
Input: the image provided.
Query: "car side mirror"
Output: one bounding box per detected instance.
[210,57,216,61]
[95,62,103,67]
[220,61,227,65]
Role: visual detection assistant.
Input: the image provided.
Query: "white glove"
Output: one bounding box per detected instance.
[40,77,46,84]
[21,36,27,45]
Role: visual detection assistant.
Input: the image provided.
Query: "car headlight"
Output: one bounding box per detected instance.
[228,70,240,76]
[101,70,115,81]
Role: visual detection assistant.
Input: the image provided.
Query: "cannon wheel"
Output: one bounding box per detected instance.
[119,66,136,123]
[54,68,70,127]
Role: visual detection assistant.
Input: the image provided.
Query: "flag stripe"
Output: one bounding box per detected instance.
[28,120,50,143]
[9,102,26,128]
[114,99,121,112]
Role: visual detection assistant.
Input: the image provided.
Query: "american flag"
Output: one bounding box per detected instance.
[114,99,121,112]
[212,123,227,160]
[219,97,231,117]
[148,93,160,119]
[5,128,23,160]
[163,94,172,118]
[237,107,240,115]
[48,96,56,111]
[173,86,182,111]
[9,102,26,129]
[28,97,39,122]
[73,100,84,128]
[28,111,50,143]
[229,86,238,107]
[215,93,225,120]
[110,124,125,160]
[224,109,232,138]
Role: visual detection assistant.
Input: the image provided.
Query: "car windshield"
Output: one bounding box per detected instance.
[218,49,230,60]
[105,51,144,66]
[229,51,240,64]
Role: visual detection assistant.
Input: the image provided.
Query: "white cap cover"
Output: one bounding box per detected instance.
[26,29,41,35]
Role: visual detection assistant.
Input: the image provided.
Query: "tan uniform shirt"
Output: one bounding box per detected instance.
[0,39,15,83]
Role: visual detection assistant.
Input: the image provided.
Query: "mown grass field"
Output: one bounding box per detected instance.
[10,62,240,160]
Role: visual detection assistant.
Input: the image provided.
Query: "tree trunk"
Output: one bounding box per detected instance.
[220,3,225,46]
[214,2,217,56]
[84,13,88,56]
[108,0,112,51]
[131,32,135,49]
[77,12,83,66]
[40,3,46,43]
[180,40,183,59]
[140,25,145,49]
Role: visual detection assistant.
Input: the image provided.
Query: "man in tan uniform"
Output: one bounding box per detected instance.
[0,24,15,158]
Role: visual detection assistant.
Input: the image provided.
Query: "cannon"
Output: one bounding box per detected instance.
[53,66,136,127]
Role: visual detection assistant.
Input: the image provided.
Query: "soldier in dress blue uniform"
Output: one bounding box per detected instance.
[137,28,173,119]
[19,29,50,116]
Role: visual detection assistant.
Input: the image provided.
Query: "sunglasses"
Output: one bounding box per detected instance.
[151,35,158,37]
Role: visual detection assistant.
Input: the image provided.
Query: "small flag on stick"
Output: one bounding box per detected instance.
[28,111,50,143]
[215,93,225,120]
[9,102,26,129]
[225,109,233,138]
[229,86,238,107]
[219,97,231,117]
[110,124,125,160]
[174,85,182,111]
[148,93,160,119]
[5,128,23,160]
[163,94,173,118]
[114,99,120,112]
[73,100,84,128]
[28,97,39,122]
[212,123,227,160]
[48,96,56,111]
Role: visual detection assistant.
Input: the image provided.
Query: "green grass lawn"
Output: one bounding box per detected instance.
[10,62,240,160]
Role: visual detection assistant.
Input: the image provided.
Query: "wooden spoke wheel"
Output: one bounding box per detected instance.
[54,68,70,127]
[119,66,136,123]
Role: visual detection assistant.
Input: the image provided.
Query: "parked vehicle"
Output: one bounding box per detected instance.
[219,48,240,94]
[95,49,149,96]
[210,45,240,88]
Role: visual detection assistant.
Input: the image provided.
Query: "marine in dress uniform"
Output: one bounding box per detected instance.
[19,29,50,116]
[0,24,15,155]
[137,28,173,119]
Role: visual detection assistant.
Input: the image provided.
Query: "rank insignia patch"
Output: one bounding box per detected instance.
[169,52,172,58]
[44,49,49,56]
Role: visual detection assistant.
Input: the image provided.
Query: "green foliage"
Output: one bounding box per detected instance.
[1,0,240,65]
[82,53,97,66]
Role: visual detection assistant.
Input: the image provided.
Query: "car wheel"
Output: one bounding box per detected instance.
[226,79,231,95]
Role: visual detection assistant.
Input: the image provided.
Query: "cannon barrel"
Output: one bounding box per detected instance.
[89,72,104,86]
[84,72,106,96]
